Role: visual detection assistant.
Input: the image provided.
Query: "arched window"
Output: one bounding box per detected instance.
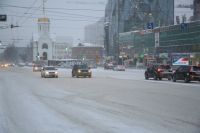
[42,43,48,49]
[43,52,47,60]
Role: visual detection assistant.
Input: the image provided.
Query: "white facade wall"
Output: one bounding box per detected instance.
[33,17,53,61]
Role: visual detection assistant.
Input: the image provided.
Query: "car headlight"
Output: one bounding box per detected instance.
[45,71,49,74]
[78,70,81,73]
[55,71,58,74]
[89,70,92,73]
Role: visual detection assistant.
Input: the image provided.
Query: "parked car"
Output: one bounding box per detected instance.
[113,65,125,71]
[33,64,43,72]
[72,64,92,78]
[41,66,58,78]
[172,65,200,83]
[144,64,172,80]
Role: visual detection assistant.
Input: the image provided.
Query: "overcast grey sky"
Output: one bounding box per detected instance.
[0,0,107,46]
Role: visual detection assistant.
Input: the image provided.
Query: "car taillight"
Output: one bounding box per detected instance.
[157,68,162,72]
[189,67,193,72]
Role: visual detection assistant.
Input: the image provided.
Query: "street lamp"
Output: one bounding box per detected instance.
[104,22,110,56]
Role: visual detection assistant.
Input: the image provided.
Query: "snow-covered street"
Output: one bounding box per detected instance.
[0,67,200,133]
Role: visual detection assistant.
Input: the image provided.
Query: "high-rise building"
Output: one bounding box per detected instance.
[194,0,200,20]
[84,18,104,47]
[104,0,174,57]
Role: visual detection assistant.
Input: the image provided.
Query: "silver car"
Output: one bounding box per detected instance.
[41,66,58,78]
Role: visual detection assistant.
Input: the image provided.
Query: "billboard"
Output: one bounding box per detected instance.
[171,53,190,66]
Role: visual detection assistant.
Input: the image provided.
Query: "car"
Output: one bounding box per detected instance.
[113,65,125,71]
[104,62,114,70]
[144,64,172,80]
[33,64,43,72]
[41,66,58,78]
[172,65,200,83]
[72,64,92,78]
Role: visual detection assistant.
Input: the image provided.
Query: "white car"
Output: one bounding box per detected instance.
[113,65,125,71]
[41,66,58,78]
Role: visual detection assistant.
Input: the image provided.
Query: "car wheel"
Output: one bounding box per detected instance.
[76,74,79,78]
[172,75,176,82]
[89,75,92,78]
[41,74,43,78]
[159,77,162,80]
[168,75,172,81]
[184,76,190,83]
[145,73,149,80]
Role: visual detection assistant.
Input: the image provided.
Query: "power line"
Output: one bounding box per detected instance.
[7,14,104,22]
[16,0,39,24]
[0,4,104,12]
[19,3,43,26]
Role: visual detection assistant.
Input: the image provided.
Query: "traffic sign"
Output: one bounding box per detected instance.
[147,22,154,29]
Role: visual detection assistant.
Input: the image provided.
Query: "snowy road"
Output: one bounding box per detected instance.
[0,67,200,133]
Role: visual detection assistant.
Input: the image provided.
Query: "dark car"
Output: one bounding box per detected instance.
[172,65,200,83]
[72,64,92,78]
[33,64,43,72]
[145,64,172,80]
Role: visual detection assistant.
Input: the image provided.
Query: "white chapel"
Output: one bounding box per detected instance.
[32,17,54,62]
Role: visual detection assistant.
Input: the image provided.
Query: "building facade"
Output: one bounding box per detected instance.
[53,36,73,59]
[71,45,104,64]
[104,0,174,58]
[33,17,54,62]
[84,18,104,47]
[194,0,200,21]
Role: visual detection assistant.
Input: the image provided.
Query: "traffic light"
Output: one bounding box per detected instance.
[0,15,7,21]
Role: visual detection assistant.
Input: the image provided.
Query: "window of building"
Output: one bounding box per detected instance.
[42,43,48,49]
[43,52,48,60]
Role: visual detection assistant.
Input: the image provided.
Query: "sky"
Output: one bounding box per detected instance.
[0,0,107,47]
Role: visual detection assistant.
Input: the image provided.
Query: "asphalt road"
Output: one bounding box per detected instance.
[0,67,200,133]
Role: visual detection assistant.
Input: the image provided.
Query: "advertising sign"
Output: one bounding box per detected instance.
[171,53,190,66]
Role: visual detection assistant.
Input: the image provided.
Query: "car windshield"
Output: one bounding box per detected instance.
[158,65,171,69]
[1,1,200,133]
[77,65,88,69]
[44,67,56,70]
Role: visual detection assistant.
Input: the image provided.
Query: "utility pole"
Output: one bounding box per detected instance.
[116,0,120,64]
[43,0,46,16]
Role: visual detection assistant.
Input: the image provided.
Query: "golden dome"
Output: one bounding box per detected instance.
[38,17,50,23]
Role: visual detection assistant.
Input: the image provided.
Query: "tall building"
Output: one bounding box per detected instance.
[84,18,104,47]
[104,0,174,57]
[194,0,200,20]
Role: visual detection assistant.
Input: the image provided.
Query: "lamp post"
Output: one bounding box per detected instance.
[104,22,110,57]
